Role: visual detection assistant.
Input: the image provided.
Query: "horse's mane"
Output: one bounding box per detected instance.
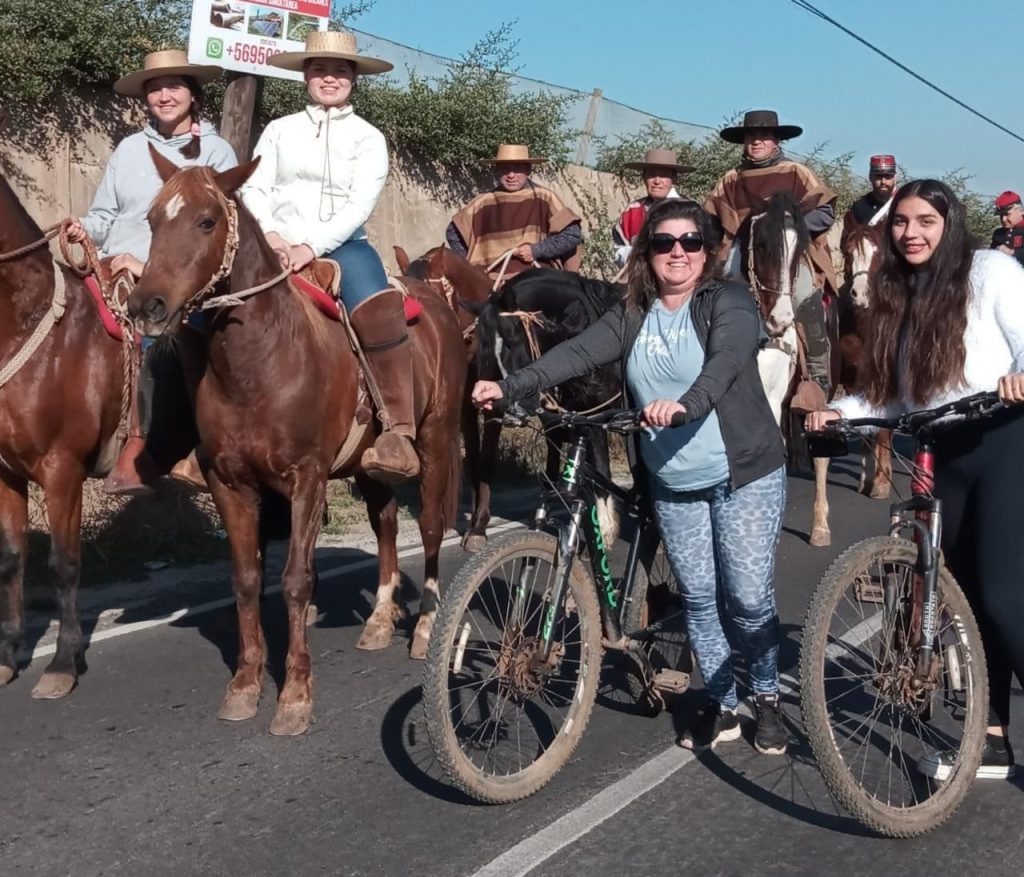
[0,174,44,240]
[750,191,810,290]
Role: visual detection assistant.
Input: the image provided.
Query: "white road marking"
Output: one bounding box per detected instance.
[25,520,523,662]
[469,607,881,877]
[469,745,696,877]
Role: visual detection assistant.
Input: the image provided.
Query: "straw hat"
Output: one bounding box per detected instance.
[114,50,223,98]
[269,30,393,75]
[480,144,548,166]
[623,148,694,173]
[719,110,803,144]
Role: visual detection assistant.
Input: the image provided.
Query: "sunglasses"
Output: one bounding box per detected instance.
[650,232,705,255]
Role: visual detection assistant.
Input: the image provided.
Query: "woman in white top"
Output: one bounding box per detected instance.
[808,179,1024,779]
[241,31,418,482]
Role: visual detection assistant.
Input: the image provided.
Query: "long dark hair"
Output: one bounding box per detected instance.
[861,179,972,406]
[178,76,204,160]
[624,198,721,312]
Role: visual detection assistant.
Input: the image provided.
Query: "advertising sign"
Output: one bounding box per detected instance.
[188,0,330,80]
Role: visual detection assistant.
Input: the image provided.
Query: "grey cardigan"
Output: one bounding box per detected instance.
[499,277,786,490]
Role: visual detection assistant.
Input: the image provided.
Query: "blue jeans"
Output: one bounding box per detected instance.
[324,234,389,311]
[652,465,786,709]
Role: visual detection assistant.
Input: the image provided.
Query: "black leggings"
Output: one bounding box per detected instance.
[934,407,1024,727]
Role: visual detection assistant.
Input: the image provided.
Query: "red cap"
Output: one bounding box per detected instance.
[869,154,897,175]
[995,190,1022,212]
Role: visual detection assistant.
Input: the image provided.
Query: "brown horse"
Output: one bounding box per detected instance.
[0,175,125,698]
[808,222,893,546]
[395,245,500,551]
[128,153,466,735]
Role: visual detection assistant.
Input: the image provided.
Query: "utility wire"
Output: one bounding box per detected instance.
[789,0,1024,145]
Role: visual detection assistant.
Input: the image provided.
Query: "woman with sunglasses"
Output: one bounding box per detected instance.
[808,179,1024,780]
[471,199,789,755]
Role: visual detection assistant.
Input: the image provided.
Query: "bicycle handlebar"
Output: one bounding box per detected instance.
[497,405,686,434]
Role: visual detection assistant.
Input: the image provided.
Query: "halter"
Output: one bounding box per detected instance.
[177,188,288,317]
[746,212,797,309]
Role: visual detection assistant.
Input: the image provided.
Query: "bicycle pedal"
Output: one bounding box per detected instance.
[854,578,884,604]
[652,669,690,694]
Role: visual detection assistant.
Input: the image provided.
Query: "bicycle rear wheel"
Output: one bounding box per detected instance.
[800,536,987,837]
[422,530,603,803]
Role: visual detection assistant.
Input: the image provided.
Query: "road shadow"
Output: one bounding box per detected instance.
[379,684,478,805]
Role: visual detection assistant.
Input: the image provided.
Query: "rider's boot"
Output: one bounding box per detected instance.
[169,329,210,493]
[795,289,832,396]
[103,344,160,495]
[349,289,420,484]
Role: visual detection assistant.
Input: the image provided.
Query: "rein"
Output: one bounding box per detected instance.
[498,309,622,415]
[0,221,64,262]
[485,248,541,292]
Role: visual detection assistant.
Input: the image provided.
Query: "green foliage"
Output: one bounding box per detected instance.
[940,168,995,247]
[0,0,189,106]
[351,23,576,164]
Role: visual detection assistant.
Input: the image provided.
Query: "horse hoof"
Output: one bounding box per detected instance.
[217,688,260,722]
[356,621,394,651]
[0,665,17,687]
[810,528,832,548]
[31,672,76,700]
[305,602,319,627]
[461,533,487,553]
[409,634,430,661]
[269,702,312,737]
[869,485,891,500]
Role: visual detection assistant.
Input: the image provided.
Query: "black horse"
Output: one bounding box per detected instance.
[472,268,624,532]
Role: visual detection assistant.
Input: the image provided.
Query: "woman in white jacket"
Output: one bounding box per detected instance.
[241,31,419,483]
[808,179,1024,780]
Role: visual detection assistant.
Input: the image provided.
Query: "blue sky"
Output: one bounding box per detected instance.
[348,0,1021,197]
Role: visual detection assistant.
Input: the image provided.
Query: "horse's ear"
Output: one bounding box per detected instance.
[394,246,411,273]
[149,143,182,183]
[213,157,261,194]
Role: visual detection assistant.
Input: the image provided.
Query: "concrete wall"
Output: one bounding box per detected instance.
[0,89,843,274]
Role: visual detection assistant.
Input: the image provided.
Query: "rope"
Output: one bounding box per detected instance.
[0,265,67,387]
[498,309,622,414]
[198,266,290,310]
[484,248,541,292]
[0,221,64,262]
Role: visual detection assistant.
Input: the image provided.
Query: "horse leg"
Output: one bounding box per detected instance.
[212,478,266,722]
[410,428,449,661]
[462,409,499,552]
[589,429,619,546]
[355,474,403,650]
[32,464,85,699]
[809,456,831,548]
[0,474,28,687]
[870,428,893,500]
[270,470,326,736]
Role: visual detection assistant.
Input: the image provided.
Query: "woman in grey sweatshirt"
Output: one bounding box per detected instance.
[66,50,236,494]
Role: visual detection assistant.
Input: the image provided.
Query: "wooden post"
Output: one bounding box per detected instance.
[219,72,262,161]
[574,88,603,166]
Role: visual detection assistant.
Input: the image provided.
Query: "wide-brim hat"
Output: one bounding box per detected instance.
[480,144,548,165]
[719,110,803,144]
[114,50,223,98]
[623,148,694,173]
[269,29,393,75]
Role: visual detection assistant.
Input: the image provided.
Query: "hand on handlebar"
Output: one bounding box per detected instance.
[641,399,687,428]
[805,409,842,431]
[997,373,1024,405]
[471,380,504,410]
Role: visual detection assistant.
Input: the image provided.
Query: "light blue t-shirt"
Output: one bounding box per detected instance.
[625,299,730,492]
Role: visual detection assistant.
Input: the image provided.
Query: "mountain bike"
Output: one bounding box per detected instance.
[801,391,1001,837]
[422,408,691,803]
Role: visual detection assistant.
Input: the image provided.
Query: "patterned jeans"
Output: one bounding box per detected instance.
[652,465,786,710]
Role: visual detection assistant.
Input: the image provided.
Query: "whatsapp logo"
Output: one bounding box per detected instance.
[206,37,224,59]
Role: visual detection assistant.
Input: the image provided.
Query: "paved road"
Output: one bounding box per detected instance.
[2,461,1021,877]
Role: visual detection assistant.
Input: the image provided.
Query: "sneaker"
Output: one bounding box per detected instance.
[918,734,1016,781]
[678,699,741,750]
[753,693,789,755]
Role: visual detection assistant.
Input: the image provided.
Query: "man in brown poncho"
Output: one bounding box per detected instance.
[446,144,583,281]
[705,110,836,393]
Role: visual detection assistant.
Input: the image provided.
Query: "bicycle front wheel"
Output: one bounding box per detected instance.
[800,536,987,837]
[422,530,603,803]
